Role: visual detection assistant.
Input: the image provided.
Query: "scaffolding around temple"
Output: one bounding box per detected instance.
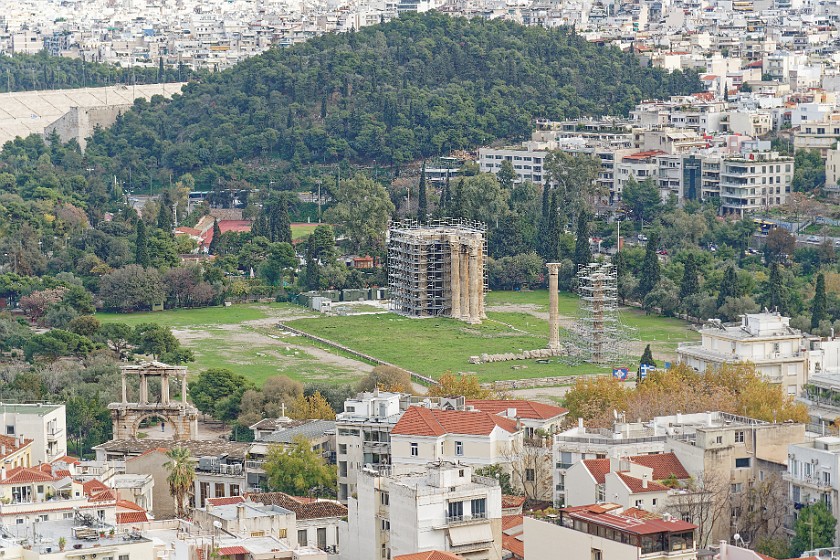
[387,218,487,324]
[561,262,636,365]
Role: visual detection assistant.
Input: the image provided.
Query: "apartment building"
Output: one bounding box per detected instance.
[336,391,404,503]
[677,312,810,396]
[477,143,547,185]
[565,453,691,512]
[0,403,67,464]
[524,503,698,560]
[248,492,347,552]
[615,150,664,197]
[341,461,503,560]
[666,412,805,543]
[389,407,522,470]
[717,152,793,215]
[786,436,840,545]
[193,497,297,541]
[793,114,840,156]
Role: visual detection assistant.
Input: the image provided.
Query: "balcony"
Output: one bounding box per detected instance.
[446,512,488,526]
[47,428,64,441]
[245,460,265,471]
[784,473,834,490]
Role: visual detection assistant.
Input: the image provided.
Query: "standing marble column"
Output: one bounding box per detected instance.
[468,243,480,324]
[547,263,562,350]
[450,239,461,319]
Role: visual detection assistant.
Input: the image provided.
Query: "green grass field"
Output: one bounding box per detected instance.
[97,304,277,327]
[291,223,319,241]
[287,290,699,382]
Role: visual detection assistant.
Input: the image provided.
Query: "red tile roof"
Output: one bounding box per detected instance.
[392,407,519,437]
[1,466,56,485]
[394,552,465,560]
[563,504,697,535]
[207,496,246,506]
[581,453,689,484]
[502,495,526,509]
[218,546,249,556]
[89,489,118,502]
[117,511,149,524]
[83,479,109,496]
[52,455,81,465]
[246,492,347,520]
[466,400,568,420]
[502,514,524,531]
[117,500,146,512]
[623,150,666,160]
[0,434,32,459]
[615,472,670,494]
[502,533,525,559]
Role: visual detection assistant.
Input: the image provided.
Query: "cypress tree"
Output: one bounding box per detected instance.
[573,210,591,269]
[637,231,660,298]
[640,344,656,367]
[537,185,551,258]
[417,162,428,222]
[157,197,173,232]
[304,235,320,290]
[716,265,738,309]
[767,262,787,315]
[135,219,150,267]
[812,272,828,330]
[451,178,464,219]
[546,190,562,262]
[270,200,292,244]
[208,219,221,255]
[679,253,699,300]
[253,211,269,239]
[158,57,164,83]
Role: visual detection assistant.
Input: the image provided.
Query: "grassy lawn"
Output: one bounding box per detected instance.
[287,290,699,382]
[802,223,840,236]
[291,223,319,241]
[96,303,280,327]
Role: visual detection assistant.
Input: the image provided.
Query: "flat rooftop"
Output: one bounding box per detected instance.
[0,402,63,415]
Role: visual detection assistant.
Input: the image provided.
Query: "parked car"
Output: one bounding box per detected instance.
[637,234,648,242]
[807,235,820,243]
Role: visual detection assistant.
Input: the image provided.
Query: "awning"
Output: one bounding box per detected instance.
[448,523,494,547]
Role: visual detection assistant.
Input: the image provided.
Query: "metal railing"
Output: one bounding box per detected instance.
[446,512,488,525]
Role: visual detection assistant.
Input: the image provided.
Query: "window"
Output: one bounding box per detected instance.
[458,469,465,478]
[338,444,347,455]
[735,431,745,443]
[735,457,751,469]
[526,468,536,482]
[15,518,23,525]
[592,549,602,560]
[440,441,444,455]
[381,519,390,530]
[317,527,327,550]
[298,529,308,547]
[448,500,464,521]
[5,425,13,435]
[410,443,418,457]
[716,436,723,444]
[278,528,287,538]
[652,499,657,506]
[380,492,389,506]
[731,483,743,493]
[635,499,643,508]
[230,484,240,496]
[119,556,130,560]
[455,441,463,456]
[472,498,486,519]
[215,483,225,498]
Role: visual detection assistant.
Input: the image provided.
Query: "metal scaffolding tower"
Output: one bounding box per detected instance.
[387,218,487,324]
[562,262,635,365]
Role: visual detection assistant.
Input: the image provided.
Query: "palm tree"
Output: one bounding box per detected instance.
[164,446,195,518]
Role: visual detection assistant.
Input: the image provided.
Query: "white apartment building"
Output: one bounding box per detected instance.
[341,461,503,560]
[718,152,793,215]
[0,403,67,464]
[389,407,522,470]
[794,115,840,156]
[336,391,404,504]
[477,143,547,185]
[786,436,840,545]
[677,312,809,395]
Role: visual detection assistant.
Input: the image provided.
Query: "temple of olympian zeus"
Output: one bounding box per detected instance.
[388,219,487,324]
[109,361,199,441]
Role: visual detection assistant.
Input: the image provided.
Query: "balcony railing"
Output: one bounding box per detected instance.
[446,512,488,526]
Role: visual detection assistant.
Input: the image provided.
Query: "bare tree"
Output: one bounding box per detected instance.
[666,470,730,549]
[503,437,554,501]
[731,472,790,546]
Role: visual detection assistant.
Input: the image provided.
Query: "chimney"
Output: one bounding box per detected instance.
[0,466,5,481]
[17,434,23,447]
[642,478,648,489]
[720,540,728,560]
[206,501,214,514]
[1,445,6,456]
[578,417,584,431]
[236,503,245,521]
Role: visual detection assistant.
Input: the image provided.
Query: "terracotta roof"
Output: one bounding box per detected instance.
[581,453,689,484]
[117,511,149,524]
[83,479,109,496]
[394,552,465,560]
[623,150,666,160]
[615,472,670,494]
[502,533,525,559]
[89,489,118,502]
[207,496,246,506]
[0,434,33,459]
[563,504,696,535]
[391,407,519,437]
[502,514,523,532]
[621,507,661,520]
[218,546,249,556]
[175,227,202,236]
[466,399,568,420]
[54,469,72,478]
[125,447,169,461]
[52,455,81,465]
[246,492,348,520]
[116,500,146,512]
[502,495,526,509]
[629,453,690,480]
[1,466,56,485]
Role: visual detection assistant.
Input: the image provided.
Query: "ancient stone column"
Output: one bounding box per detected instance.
[139,374,148,404]
[182,374,188,403]
[460,248,470,320]
[477,237,487,320]
[469,243,480,324]
[547,263,562,351]
[161,373,170,405]
[450,239,461,319]
[121,371,127,404]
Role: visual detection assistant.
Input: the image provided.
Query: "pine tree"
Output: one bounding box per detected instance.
[451,178,464,218]
[679,253,699,300]
[716,265,738,309]
[252,212,269,239]
[767,262,787,315]
[135,219,150,267]
[640,344,656,367]
[573,210,591,269]
[812,272,828,331]
[208,219,221,255]
[637,231,660,298]
[417,162,428,222]
[304,235,320,290]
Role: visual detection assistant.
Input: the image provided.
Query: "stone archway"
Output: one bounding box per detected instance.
[109,362,200,441]
[132,413,182,440]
